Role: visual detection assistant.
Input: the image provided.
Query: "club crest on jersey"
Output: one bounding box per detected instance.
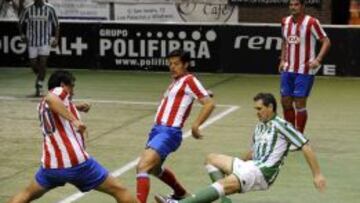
[287,35,300,44]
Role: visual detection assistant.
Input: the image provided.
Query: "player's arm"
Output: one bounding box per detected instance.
[52,24,60,47]
[278,39,287,72]
[308,37,331,69]
[191,96,215,139]
[243,132,255,161]
[45,93,86,133]
[18,8,28,42]
[50,7,60,47]
[317,37,331,64]
[309,19,331,69]
[301,143,326,192]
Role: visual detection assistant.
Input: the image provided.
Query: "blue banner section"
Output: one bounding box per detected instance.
[0,21,359,76]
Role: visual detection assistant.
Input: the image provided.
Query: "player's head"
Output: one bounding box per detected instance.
[253,93,277,122]
[48,70,76,95]
[289,0,305,16]
[167,49,191,79]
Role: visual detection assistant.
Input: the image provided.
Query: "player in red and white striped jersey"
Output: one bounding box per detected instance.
[7,70,138,203]
[136,49,216,203]
[278,0,331,144]
[38,86,89,169]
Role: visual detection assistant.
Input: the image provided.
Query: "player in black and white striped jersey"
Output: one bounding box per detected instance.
[19,0,59,97]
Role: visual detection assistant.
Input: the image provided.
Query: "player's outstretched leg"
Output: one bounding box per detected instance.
[157,167,188,199]
[136,148,162,203]
[96,175,138,203]
[205,153,233,203]
[155,174,240,203]
[7,179,48,203]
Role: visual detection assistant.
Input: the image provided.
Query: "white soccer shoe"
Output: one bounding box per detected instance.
[154,194,179,203]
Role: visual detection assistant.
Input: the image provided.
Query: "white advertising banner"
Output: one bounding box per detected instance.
[115,2,238,23]
[48,0,109,20]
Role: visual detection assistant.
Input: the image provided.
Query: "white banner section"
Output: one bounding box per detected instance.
[115,2,238,22]
[48,0,109,20]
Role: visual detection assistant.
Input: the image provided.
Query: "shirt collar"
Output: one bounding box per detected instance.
[262,113,277,124]
[291,14,305,24]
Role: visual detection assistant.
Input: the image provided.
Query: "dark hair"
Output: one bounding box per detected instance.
[47,70,75,90]
[253,93,277,112]
[290,0,305,5]
[167,49,191,63]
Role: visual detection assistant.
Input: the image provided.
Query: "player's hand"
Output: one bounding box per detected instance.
[51,38,59,48]
[309,59,321,69]
[73,120,86,134]
[76,102,91,113]
[191,124,203,139]
[313,173,326,192]
[278,60,286,73]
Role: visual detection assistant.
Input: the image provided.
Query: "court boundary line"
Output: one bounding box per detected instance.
[0,96,235,108]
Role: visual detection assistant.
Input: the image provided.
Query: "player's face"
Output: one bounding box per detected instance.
[289,0,304,16]
[168,56,189,79]
[61,82,75,97]
[254,100,274,122]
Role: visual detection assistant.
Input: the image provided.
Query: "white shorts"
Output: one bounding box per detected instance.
[232,158,268,193]
[28,46,50,59]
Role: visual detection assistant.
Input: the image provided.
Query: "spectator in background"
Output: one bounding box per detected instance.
[19,0,59,97]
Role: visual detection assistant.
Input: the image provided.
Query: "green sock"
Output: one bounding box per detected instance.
[180,185,220,203]
[209,170,225,182]
[206,165,232,203]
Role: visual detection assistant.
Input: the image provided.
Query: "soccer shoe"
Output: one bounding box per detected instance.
[167,192,191,200]
[154,194,178,203]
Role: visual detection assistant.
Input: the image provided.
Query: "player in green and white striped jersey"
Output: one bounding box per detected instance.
[155,93,326,203]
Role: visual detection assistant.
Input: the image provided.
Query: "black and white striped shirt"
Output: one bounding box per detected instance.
[19,2,59,47]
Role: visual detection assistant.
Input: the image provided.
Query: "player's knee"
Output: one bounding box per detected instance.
[281,100,293,109]
[205,153,218,165]
[136,160,149,172]
[294,100,307,109]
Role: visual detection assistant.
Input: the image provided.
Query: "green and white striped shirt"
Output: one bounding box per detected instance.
[252,115,308,185]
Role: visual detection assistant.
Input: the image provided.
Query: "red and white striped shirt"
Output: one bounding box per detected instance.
[38,87,89,169]
[281,15,327,75]
[155,74,209,128]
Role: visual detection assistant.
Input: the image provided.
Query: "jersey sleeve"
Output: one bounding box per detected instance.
[51,87,69,102]
[311,18,327,40]
[185,75,209,100]
[49,6,59,28]
[276,121,309,148]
